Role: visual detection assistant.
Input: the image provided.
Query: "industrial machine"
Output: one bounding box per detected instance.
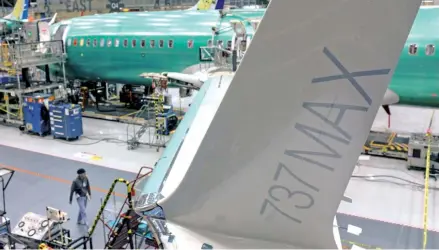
[11,212,58,247]
[9,207,92,249]
[362,131,409,160]
[407,133,439,171]
[49,103,83,140]
[22,94,54,136]
[119,84,154,109]
[0,168,14,249]
[362,131,439,177]
[156,105,179,135]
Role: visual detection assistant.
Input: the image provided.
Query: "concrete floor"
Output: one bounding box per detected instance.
[0,104,438,248]
[372,105,438,134]
[337,105,439,249]
[0,144,137,248]
[0,118,163,173]
[338,157,439,249]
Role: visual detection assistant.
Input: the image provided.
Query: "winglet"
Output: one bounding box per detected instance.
[188,0,225,11]
[5,0,30,21]
[158,0,421,248]
[48,13,58,25]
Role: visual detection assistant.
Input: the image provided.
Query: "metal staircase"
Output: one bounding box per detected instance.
[126,94,166,151]
[90,167,155,249]
[127,104,150,150]
[105,209,141,249]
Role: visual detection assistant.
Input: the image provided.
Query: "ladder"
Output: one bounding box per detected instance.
[105,209,141,249]
[0,40,16,75]
[90,167,154,249]
[88,178,134,238]
[127,104,150,150]
[154,93,164,145]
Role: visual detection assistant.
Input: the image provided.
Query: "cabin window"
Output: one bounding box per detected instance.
[227,40,232,49]
[107,38,112,47]
[123,39,128,47]
[159,40,164,48]
[100,38,105,47]
[187,39,193,48]
[408,44,418,55]
[168,40,174,48]
[207,39,213,47]
[86,39,90,47]
[73,38,78,46]
[217,40,223,47]
[141,39,146,48]
[426,44,435,56]
[79,38,84,47]
[67,38,72,46]
[93,39,97,47]
[132,39,137,47]
[115,39,120,47]
[150,40,155,48]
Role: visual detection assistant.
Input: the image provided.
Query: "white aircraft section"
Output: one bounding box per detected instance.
[161,73,234,198]
[158,0,421,248]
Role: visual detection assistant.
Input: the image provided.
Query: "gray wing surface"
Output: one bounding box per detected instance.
[160,0,421,248]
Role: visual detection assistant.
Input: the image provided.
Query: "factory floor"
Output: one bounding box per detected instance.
[0,105,438,249]
[336,105,439,249]
[0,118,165,173]
[0,144,136,248]
[0,117,166,248]
[372,105,438,134]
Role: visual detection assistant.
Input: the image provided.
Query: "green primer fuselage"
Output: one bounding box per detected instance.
[51,6,439,109]
[389,6,439,108]
[50,10,257,85]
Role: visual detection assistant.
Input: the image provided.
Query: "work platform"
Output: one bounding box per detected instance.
[0,39,67,125]
[0,40,65,69]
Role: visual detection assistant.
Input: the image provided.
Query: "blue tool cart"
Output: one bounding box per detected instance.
[22,94,53,136]
[49,103,83,140]
[156,105,179,135]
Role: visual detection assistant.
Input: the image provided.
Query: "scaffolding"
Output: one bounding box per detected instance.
[126,76,169,151]
[0,39,67,125]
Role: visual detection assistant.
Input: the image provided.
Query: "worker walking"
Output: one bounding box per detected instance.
[69,168,91,226]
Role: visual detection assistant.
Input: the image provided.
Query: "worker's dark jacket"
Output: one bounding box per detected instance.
[69,177,91,203]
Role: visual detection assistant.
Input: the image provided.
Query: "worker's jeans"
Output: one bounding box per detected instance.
[77,196,88,225]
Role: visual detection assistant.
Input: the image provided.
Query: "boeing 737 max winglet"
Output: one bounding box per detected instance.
[159,0,421,248]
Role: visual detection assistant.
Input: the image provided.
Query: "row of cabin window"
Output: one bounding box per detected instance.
[67,37,233,49]
[408,44,436,55]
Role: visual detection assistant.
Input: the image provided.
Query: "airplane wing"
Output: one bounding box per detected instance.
[157,0,421,248]
[140,72,206,89]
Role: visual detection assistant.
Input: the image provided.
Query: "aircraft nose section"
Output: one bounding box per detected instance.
[382,88,399,105]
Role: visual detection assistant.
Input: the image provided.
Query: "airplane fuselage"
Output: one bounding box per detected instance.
[48,6,439,109]
[49,10,256,85]
[387,6,439,108]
